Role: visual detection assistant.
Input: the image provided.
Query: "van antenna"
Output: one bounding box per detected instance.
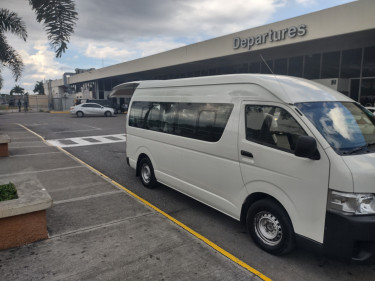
[259,54,293,105]
[260,54,274,75]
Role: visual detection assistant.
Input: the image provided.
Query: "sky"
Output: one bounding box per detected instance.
[1,0,355,95]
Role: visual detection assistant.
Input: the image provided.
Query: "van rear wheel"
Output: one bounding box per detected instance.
[139,157,157,188]
[246,199,295,255]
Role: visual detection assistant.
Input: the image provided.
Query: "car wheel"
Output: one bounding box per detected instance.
[105,111,112,117]
[139,157,157,188]
[246,199,295,255]
[76,111,84,117]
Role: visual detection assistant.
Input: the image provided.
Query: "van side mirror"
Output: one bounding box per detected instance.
[294,136,320,160]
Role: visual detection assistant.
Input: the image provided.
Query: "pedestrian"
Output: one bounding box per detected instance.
[121,103,125,113]
[24,100,28,112]
[17,99,21,112]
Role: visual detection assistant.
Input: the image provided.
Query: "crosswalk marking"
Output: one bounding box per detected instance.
[46,134,126,148]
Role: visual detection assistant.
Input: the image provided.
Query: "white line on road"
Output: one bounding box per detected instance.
[9,151,63,157]
[46,134,126,148]
[0,166,84,177]
[54,128,102,134]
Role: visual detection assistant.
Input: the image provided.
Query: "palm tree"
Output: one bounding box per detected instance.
[0,0,78,90]
[0,9,26,90]
[10,85,25,96]
[33,80,45,95]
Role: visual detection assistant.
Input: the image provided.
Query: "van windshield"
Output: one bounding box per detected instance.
[295,102,375,155]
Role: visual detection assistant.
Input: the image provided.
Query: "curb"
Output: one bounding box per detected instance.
[49,111,70,114]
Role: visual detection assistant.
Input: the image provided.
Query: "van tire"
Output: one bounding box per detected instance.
[139,157,157,188]
[246,199,295,255]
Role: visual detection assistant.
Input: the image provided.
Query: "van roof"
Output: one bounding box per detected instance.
[110,74,353,104]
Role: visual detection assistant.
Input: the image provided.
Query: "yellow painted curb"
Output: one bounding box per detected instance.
[17,123,272,281]
[50,111,70,114]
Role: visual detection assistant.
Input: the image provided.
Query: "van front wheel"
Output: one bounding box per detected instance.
[246,199,295,255]
[139,157,157,188]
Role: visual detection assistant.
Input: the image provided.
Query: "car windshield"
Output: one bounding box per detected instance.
[296,102,375,155]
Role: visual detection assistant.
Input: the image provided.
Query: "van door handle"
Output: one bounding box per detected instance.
[241,150,253,158]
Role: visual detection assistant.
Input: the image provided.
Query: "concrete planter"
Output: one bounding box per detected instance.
[0,180,52,250]
[0,134,10,157]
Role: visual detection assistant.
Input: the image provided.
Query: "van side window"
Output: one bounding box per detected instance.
[161,103,177,133]
[245,105,307,152]
[128,102,153,128]
[129,102,233,142]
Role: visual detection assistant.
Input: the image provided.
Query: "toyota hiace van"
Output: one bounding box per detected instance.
[112,74,375,261]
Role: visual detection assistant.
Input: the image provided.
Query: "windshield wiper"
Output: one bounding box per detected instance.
[344,142,375,155]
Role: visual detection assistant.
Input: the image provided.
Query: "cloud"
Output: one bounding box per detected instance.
[73,0,286,42]
[1,39,68,94]
[84,43,134,60]
[295,0,317,6]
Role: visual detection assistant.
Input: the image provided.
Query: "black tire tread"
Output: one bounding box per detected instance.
[246,198,295,255]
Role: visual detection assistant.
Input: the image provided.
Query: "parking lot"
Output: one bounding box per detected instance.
[1,112,375,281]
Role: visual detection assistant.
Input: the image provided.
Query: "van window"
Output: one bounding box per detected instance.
[245,105,307,152]
[129,102,233,142]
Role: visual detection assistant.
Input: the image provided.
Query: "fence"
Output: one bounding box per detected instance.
[28,95,48,112]
[50,96,75,111]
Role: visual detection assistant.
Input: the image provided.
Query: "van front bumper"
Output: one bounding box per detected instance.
[323,211,375,262]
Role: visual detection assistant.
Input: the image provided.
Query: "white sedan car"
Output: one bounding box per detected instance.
[70,103,114,117]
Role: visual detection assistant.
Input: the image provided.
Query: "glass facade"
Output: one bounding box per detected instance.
[304,54,321,79]
[321,51,340,79]
[363,46,375,77]
[243,46,375,105]
[73,45,375,106]
[289,56,303,77]
[341,49,361,78]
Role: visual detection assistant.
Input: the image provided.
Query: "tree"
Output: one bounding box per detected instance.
[0,1,78,90]
[33,80,45,95]
[10,85,25,96]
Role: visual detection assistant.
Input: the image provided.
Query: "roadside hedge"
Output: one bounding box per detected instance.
[0,182,18,201]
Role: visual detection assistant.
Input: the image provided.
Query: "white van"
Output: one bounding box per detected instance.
[111,74,375,261]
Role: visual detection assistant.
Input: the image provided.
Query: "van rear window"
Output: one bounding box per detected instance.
[129,102,233,142]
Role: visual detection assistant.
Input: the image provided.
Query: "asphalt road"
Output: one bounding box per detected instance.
[2,112,375,281]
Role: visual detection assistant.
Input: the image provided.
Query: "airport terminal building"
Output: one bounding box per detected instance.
[44,0,375,109]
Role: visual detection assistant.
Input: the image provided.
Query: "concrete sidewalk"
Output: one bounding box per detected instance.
[0,123,263,280]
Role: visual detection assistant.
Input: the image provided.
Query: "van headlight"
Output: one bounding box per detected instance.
[328,190,375,215]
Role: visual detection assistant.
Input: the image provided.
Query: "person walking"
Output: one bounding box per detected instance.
[17,99,21,112]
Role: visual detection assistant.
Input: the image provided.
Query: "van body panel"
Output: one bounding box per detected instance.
[126,95,247,217]
[342,153,375,193]
[127,131,246,218]
[325,148,354,193]
[238,101,330,243]
[130,74,352,105]
[132,83,283,105]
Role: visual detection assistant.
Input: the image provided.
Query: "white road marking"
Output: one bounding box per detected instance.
[46,134,126,148]
[54,128,102,134]
[9,151,63,157]
[0,166,84,177]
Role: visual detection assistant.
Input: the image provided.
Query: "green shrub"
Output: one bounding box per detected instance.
[0,182,18,201]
